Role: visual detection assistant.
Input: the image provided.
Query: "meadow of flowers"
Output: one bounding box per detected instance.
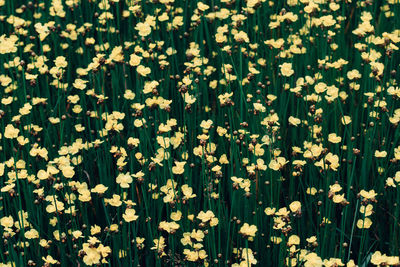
[1,0,400,266]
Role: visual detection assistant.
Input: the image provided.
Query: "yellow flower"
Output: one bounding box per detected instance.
[122,208,139,222]
[82,244,101,265]
[289,201,301,213]
[315,153,340,171]
[42,255,58,265]
[54,56,68,69]
[151,236,166,254]
[1,96,13,105]
[200,119,213,129]
[0,215,14,228]
[306,187,317,195]
[172,16,184,29]
[359,189,377,200]
[374,150,387,158]
[329,184,342,193]
[19,103,32,115]
[4,124,19,139]
[124,89,136,100]
[370,251,387,265]
[137,65,151,76]
[288,116,301,126]
[287,235,300,246]
[347,69,361,80]
[91,184,108,194]
[386,177,396,187]
[386,256,400,266]
[197,210,218,226]
[170,211,182,221]
[360,204,373,216]
[172,161,186,175]
[75,124,85,132]
[0,163,4,177]
[241,248,257,265]
[61,165,75,178]
[304,252,323,267]
[46,200,65,214]
[333,194,346,204]
[357,217,373,229]
[306,236,317,243]
[253,103,266,112]
[269,157,288,171]
[78,189,91,202]
[105,194,122,207]
[73,78,88,90]
[280,62,294,77]
[234,31,249,43]
[129,54,142,66]
[182,184,196,200]
[135,22,151,37]
[98,244,112,259]
[134,118,145,127]
[116,173,133,188]
[24,229,39,239]
[270,236,282,244]
[37,169,49,180]
[275,207,290,217]
[328,133,342,143]
[197,2,210,11]
[264,207,276,215]
[159,221,180,233]
[132,170,145,179]
[239,223,258,238]
[189,229,204,242]
[90,225,101,235]
[341,115,352,125]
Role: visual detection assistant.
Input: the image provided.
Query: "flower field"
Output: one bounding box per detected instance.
[1,0,400,266]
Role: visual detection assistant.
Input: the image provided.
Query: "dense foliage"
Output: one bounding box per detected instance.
[1,0,400,266]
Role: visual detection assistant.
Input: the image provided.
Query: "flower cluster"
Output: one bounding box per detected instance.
[0,0,400,266]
